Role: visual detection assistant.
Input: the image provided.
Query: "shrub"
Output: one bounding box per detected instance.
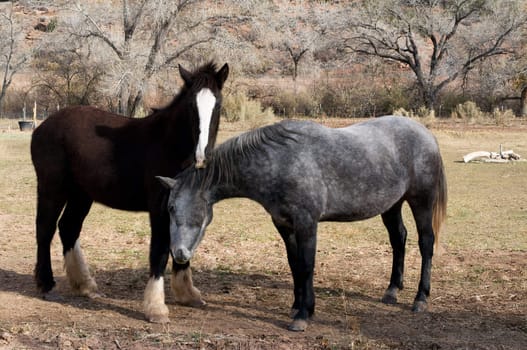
[264,90,320,118]
[437,91,469,118]
[0,88,26,118]
[378,85,415,115]
[492,108,515,126]
[222,91,276,129]
[317,86,353,117]
[392,107,413,118]
[47,18,58,32]
[451,101,485,122]
[447,101,516,125]
[393,106,436,127]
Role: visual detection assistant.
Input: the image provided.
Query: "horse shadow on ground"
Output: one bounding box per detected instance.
[0,267,146,321]
[192,268,395,328]
[0,266,381,325]
[1,267,525,348]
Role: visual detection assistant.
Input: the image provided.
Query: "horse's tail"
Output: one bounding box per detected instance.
[432,156,447,245]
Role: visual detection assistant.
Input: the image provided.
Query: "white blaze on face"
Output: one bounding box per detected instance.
[195,88,216,168]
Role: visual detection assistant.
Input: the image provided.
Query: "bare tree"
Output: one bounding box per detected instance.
[274,3,329,91]
[231,1,339,98]
[0,2,30,116]
[500,61,527,117]
[32,43,106,108]
[520,78,527,117]
[504,30,527,116]
[345,0,527,111]
[70,0,215,116]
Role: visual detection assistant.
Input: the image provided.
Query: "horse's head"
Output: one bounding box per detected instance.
[178,62,229,168]
[156,173,212,264]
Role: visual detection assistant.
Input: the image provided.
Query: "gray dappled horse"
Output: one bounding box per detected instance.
[31,62,229,323]
[157,116,447,331]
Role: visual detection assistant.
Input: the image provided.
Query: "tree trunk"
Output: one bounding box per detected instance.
[521,86,527,117]
[128,89,143,118]
[0,93,5,117]
[118,84,128,116]
[0,81,6,116]
[0,44,14,117]
[420,82,436,113]
[293,59,298,95]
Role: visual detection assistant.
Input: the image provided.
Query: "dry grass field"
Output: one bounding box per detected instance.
[0,118,526,349]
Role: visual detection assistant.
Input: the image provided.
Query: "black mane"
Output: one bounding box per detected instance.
[153,61,221,115]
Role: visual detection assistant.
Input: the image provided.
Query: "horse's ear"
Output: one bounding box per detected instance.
[216,63,229,89]
[178,64,192,86]
[156,176,178,190]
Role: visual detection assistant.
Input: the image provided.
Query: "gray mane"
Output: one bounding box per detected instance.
[181,121,303,190]
[219,121,301,156]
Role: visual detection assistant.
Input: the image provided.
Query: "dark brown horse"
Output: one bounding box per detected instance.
[31,62,229,323]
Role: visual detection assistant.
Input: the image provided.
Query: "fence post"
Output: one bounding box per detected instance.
[33,101,37,127]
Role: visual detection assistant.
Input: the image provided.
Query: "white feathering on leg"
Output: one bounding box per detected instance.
[144,276,169,323]
[171,268,205,307]
[63,240,98,296]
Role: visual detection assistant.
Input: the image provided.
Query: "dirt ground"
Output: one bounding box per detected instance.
[0,120,526,349]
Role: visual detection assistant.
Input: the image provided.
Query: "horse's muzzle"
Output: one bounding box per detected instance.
[171,246,192,264]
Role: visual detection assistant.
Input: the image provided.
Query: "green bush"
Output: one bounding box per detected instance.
[47,18,58,32]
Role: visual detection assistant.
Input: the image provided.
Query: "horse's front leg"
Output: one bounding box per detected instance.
[170,260,205,307]
[288,222,318,332]
[144,213,170,323]
[273,218,301,316]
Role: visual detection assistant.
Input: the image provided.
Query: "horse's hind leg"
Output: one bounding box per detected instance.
[409,201,435,312]
[35,192,67,294]
[58,191,97,297]
[381,201,407,305]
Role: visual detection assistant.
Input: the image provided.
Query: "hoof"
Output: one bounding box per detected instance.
[147,313,170,324]
[36,279,56,294]
[381,293,397,305]
[288,319,308,332]
[42,290,64,302]
[86,291,104,299]
[180,297,206,308]
[381,286,399,305]
[71,279,98,297]
[145,304,170,324]
[173,285,206,307]
[412,300,428,312]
